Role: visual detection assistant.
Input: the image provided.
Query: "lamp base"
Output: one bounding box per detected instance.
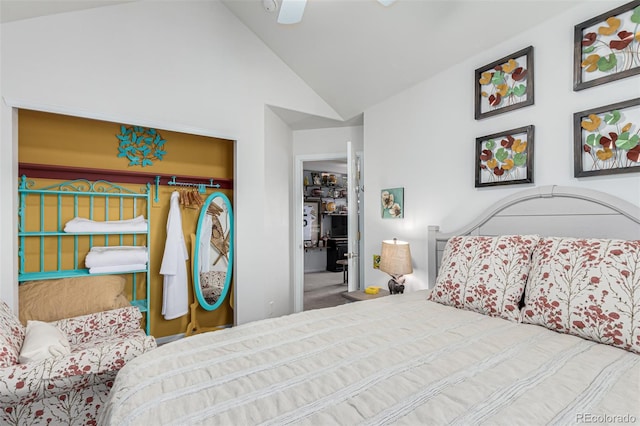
[387,276,405,294]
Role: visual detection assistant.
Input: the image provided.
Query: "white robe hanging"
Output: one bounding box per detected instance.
[160,191,189,320]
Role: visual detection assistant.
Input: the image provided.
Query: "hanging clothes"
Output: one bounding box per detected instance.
[161,191,189,320]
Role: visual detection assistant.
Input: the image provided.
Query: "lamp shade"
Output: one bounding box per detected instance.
[379,239,413,276]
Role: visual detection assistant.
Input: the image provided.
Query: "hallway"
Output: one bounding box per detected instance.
[303,271,349,311]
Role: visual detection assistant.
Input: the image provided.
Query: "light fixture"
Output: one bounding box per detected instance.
[277,0,306,24]
[379,238,412,294]
[266,0,397,26]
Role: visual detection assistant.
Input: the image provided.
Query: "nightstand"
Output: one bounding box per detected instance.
[342,289,390,302]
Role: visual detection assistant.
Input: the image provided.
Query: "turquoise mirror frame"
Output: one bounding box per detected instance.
[193,192,234,311]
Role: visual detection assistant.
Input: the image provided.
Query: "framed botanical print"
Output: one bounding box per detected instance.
[475,46,534,120]
[381,188,404,218]
[574,0,640,91]
[475,125,534,187]
[574,97,640,177]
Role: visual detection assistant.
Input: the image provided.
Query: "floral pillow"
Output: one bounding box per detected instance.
[521,237,640,354]
[0,301,25,367]
[428,234,539,321]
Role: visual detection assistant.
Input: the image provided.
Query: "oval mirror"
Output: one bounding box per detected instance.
[193,192,233,311]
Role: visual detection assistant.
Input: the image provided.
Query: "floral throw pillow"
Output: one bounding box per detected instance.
[521,237,640,354]
[0,301,25,367]
[428,235,539,321]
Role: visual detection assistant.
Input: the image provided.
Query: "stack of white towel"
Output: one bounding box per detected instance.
[85,246,149,274]
[64,215,148,233]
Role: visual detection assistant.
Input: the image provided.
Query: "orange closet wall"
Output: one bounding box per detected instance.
[18,109,234,338]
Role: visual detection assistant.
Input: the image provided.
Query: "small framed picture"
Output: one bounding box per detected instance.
[381,188,404,218]
[475,46,534,120]
[573,0,640,91]
[573,97,640,177]
[475,125,534,187]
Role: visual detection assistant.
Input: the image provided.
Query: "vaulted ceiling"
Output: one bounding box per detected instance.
[222,0,581,121]
[1,0,582,126]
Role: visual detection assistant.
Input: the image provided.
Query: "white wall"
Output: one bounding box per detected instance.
[293,125,364,156]
[0,103,18,310]
[0,1,342,323]
[363,0,640,292]
[263,107,294,316]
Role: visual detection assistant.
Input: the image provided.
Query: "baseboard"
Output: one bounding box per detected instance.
[155,333,185,346]
[155,324,235,345]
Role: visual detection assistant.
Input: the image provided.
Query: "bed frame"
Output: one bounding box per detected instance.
[428,185,640,286]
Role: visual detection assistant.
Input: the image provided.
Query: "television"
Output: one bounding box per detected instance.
[330,215,348,237]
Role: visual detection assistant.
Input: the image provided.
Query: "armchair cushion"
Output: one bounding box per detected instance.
[19,321,71,364]
[0,331,156,406]
[53,306,144,346]
[0,299,156,425]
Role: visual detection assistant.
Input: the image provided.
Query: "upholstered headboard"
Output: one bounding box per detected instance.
[427,185,640,286]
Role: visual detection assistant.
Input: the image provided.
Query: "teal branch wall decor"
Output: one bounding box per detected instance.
[117,125,167,167]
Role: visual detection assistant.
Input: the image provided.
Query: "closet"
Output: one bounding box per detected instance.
[17,109,234,338]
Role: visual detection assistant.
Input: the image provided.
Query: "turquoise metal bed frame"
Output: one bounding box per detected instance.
[17,176,151,334]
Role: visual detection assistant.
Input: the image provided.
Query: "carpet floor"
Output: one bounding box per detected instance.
[304,271,349,311]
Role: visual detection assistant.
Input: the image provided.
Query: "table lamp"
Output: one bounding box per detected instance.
[379,238,412,294]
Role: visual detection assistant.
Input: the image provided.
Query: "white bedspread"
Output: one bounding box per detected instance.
[101,291,639,425]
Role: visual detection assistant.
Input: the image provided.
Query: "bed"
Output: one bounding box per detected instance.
[100,186,640,425]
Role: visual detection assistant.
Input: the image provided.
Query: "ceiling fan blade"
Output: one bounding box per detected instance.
[376,0,396,6]
[278,0,307,24]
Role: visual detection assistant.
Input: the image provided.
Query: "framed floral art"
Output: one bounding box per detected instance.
[574,97,640,177]
[475,125,534,188]
[574,0,640,91]
[381,188,404,218]
[474,46,534,120]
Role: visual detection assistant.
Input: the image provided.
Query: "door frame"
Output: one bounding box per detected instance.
[293,151,363,313]
[293,153,345,313]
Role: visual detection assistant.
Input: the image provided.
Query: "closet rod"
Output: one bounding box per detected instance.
[156,176,221,202]
[18,163,234,191]
[166,176,220,190]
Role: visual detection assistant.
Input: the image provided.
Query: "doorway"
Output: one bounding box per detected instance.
[293,151,363,313]
[302,160,349,310]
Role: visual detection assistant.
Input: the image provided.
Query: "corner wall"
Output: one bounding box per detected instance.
[264,107,294,316]
[363,0,640,291]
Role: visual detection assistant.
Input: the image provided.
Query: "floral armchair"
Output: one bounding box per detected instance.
[0,300,156,425]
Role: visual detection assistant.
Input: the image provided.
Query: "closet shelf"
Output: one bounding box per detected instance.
[19,268,148,284]
[130,299,148,313]
[19,231,148,237]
